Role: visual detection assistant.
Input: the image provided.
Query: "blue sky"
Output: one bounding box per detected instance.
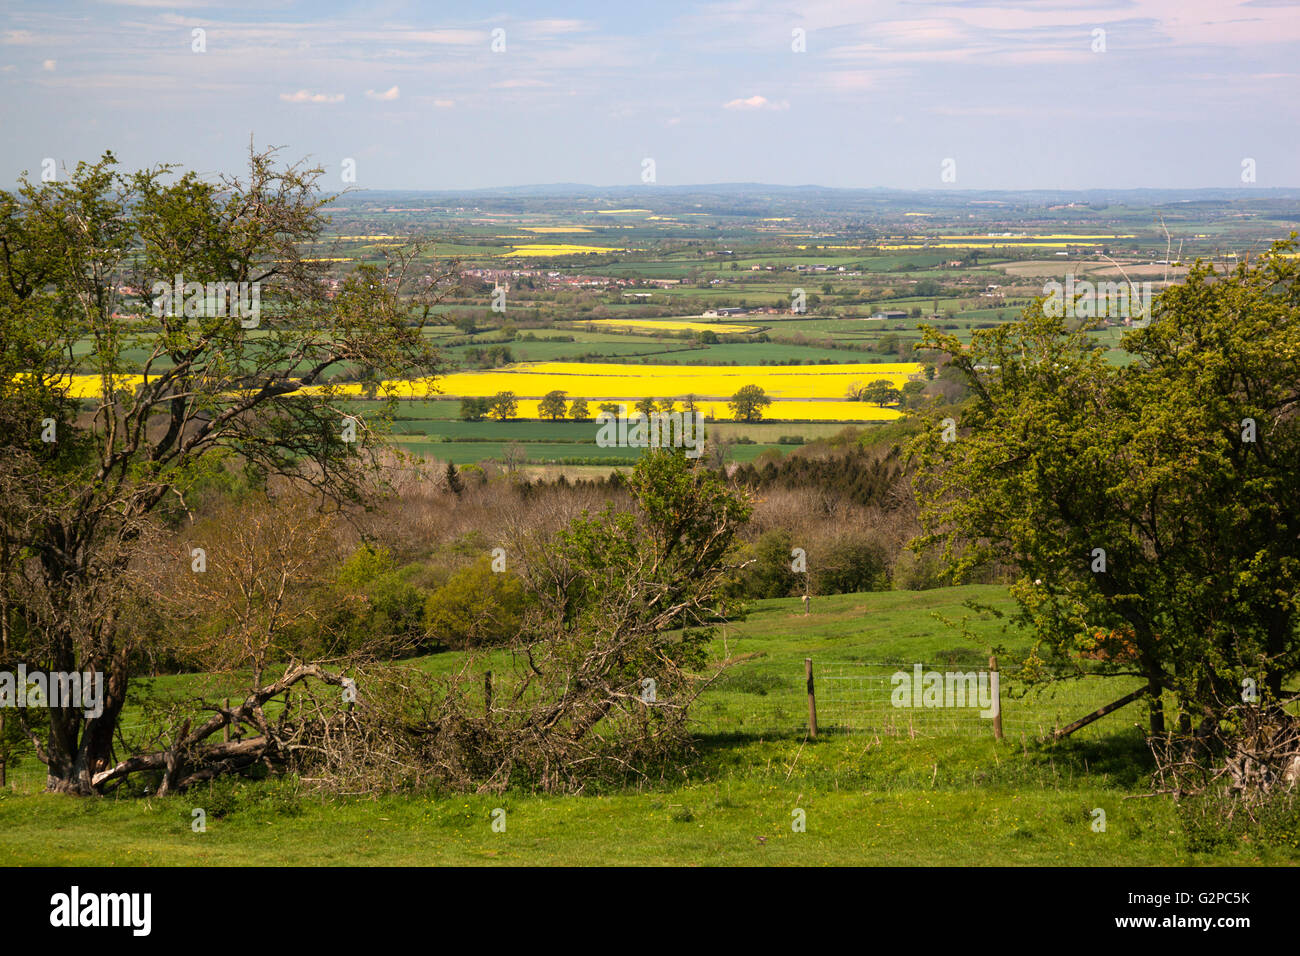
[2,0,1298,189]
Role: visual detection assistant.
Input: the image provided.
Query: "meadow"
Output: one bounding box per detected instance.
[1,587,1289,866]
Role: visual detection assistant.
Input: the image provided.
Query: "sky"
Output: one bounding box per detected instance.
[1,0,1298,191]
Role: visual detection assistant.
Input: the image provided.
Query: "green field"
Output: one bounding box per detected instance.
[390,436,787,465]
[2,586,1291,866]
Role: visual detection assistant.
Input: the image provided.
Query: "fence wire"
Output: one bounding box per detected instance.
[692,660,1150,742]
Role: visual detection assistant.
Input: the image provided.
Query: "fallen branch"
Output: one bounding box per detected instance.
[1053,685,1149,740]
[90,662,347,791]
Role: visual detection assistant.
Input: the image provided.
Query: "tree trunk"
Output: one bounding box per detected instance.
[42,647,129,795]
[1146,674,1165,735]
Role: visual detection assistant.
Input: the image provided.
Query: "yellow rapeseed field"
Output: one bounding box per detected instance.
[580,319,760,334]
[497,244,623,256]
[428,361,921,401]
[49,362,922,421]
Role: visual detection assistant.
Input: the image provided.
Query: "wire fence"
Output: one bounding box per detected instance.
[692,659,1151,742]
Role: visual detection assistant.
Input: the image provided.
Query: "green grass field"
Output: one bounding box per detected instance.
[2,586,1293,866]
[390,436,787,465]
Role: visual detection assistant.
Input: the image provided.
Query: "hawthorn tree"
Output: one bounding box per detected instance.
[0,147,448,794]
[911,239,1300,737]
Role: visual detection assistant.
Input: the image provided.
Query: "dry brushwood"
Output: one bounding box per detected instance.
[1148,694,1300,819]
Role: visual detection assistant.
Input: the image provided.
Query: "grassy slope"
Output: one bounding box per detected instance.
[0,587,1293,866]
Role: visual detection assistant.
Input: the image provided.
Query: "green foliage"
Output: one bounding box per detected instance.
[568,397,590,421]
[731,445,904,508]
[855,378,903,406]
[891,549,947,591]
[320,545,429,657]
[0,148,446,792]
[539,389,568,420]
[422,557,528,650]
[444,461,464,496]
[196,777,241,820]
[813,540,890,594]
[541,449,753,698]
[728,384,772,423]
[731,529,800,599]
[1177,791,1300,853]
[488,391,518,421]
[185,776,303,824]
[459,396,489,421]
[911,239,1300,727]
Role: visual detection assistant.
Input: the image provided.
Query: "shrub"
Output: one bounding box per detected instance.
[319,545,429,657]
[730,529,799,599]
[459,396,489,422]
[812,540,890,594]
[423,557,529,649]
[892,549,946,590]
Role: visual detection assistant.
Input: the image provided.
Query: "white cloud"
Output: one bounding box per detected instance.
[365,85,400,101]
[526,19,593,36]
[96,0,212,6]
[433,98,455,108]
[279,89,344,103]
[723,94,787,110]
[42,59,55,71]
[2,30,37,44]
[399,29,484,46]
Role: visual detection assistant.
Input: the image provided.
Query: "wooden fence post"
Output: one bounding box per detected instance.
[989,656,1004,740]
[805,657,817,738]
[223,697,231,742]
